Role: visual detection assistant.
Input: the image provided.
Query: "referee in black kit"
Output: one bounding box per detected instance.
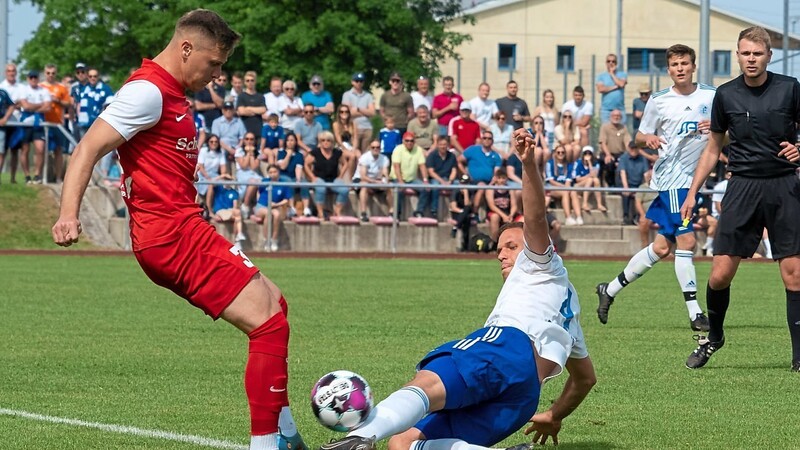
[680,26,800,371]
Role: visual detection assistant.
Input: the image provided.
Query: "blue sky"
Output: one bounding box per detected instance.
[5,0,796,68]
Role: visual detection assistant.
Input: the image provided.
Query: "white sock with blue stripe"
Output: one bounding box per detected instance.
[410,439,494,450]
[349,386,429,441]
[607,243,661,297]
[674,249,702,318]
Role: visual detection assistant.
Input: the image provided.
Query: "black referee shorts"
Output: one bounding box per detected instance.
[715,174,800,260]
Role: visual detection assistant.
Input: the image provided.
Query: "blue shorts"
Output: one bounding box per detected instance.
[645,189,700,242]
[414,326,540,446]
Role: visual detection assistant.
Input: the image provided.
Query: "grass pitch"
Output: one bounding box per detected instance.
[0,254,797,449]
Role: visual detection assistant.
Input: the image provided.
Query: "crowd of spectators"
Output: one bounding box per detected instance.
[0,55,674,251]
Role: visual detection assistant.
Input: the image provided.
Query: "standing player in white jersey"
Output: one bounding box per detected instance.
[320,128,596,450]
[596,44,715,332]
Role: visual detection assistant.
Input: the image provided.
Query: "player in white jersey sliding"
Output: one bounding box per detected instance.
[596,44,715,332]
[319,129,596,450]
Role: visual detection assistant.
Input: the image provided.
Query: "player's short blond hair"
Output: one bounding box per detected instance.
[738,26,771,51]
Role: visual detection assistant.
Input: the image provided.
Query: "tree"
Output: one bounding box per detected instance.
[17,0,473,97]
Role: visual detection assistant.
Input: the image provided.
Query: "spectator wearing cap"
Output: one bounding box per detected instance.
[410,75,433,111]
[458,130,503,214]
[211,101,247,166]
[18,70,52,184]
[195,72,227,131]
[277,79,304,131]
[432,75,463,136]
[68,63,88,140]
[380,72,414,134]
[632,82,651,133]
[598,108,631,186]
[448,101,481,153]
[263,76,284,118]
[236,70,267,147]
[406,105,438,153]
[76,67,113,138]
[617,141,650,225]
[301,74,334,131]
[390,131,428,218]
[468,82,498,131]
[341,72,375,153]
[572,145,607,212]
[596,53,628,124]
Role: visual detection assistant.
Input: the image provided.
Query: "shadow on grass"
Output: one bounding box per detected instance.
[553,442,618,449]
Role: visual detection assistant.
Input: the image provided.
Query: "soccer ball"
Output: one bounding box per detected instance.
[311,370,373,432]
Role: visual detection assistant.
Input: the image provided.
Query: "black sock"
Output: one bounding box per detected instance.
[617,272,629,288]
[706,283,730,343]
[684,291,698,302]
[786,290,800,362]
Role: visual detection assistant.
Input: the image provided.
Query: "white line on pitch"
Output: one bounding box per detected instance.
[0,407,248,449]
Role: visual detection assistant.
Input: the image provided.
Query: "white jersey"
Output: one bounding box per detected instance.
[639,83,716,191]
[485,242,588,380]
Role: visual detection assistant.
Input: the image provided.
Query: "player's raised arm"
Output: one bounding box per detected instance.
[52,119,126,246]
[514,128,550,254]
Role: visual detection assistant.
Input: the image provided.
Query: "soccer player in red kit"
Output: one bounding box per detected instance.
[52,10,305,450]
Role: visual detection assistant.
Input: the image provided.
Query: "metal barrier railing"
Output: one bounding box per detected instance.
[4,121,81,186]
[191,179,716,254]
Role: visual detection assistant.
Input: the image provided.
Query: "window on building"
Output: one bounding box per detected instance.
[713,50,731,76]
[557,45,575,72]
[498,44,516,71]
[627,48,668,73]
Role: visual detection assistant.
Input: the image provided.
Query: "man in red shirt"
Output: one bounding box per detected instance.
[448,102,481,153]
[432,75,463,136]
[52,10,304,450]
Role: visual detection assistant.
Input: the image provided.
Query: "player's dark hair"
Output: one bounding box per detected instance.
[507,80,517,87]
[175,9,241,53]
[738,26,771,51]
[443,75,454,83]
[666,44,696,64]
[498,222,524,240]
[573,86,585,95]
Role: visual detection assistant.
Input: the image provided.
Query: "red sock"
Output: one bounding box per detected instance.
[245,312,290,435]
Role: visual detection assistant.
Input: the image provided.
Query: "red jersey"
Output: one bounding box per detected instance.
[432,92,463,127]
[99,59,201,250]
[449,117,481,150]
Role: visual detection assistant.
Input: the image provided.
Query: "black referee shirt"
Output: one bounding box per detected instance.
[710,72,800,177]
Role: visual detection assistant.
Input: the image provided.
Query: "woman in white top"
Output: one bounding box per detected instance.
[553,111,581,162]
[278,80,304,131]
[196,134,228,210]
[489,112,514,159]
[532,89,559,149]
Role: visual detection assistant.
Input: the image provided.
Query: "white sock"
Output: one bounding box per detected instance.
[674,249,702,318]
[250,433,278,450]
[278,406,298,436]
[704,237,714,250]
[607,243,661,297]
[410,439,494,450]
[349,386,429,441]
[763,238,773,259]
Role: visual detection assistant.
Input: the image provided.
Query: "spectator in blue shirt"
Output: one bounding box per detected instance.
[379,116,402,157]
[572,146,607,212]
[418,136,458,218]
[272,132,308,216]
[618,141,650,225]
[254,165,294,252]
[77,68,114,136]
[301,75,334,130]
[595,53,627,124]
[260,113,286,164]
[212,178,246,250]
[0,86,16,181]
[458,130,503,214]
[545,144,582,226]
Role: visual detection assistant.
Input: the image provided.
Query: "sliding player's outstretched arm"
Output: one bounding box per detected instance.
[513,128,550,254]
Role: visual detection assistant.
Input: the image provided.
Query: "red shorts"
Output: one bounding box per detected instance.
[134,216,260,318]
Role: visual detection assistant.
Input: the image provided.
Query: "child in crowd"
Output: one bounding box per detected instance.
[379,116,402,157]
